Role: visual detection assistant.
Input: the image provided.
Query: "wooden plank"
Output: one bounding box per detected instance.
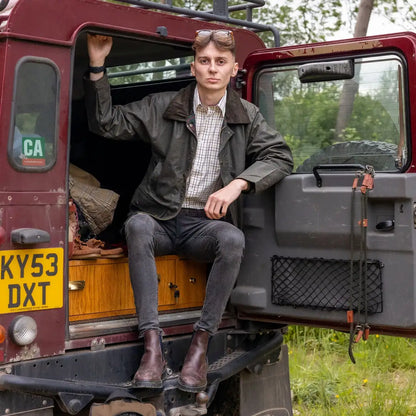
[68,255,206,321]
[175,258,207,309]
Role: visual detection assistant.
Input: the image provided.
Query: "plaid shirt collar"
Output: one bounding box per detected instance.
[193,87,227,117]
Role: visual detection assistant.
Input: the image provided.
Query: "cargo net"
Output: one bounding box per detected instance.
[271,256,383,313]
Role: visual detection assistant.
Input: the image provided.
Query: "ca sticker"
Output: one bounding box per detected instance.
[22,136,46,167]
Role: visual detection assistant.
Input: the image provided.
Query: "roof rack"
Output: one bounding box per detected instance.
[110,0,280,46]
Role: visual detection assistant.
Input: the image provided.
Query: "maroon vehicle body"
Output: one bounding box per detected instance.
[2,0,416,415]
[0,0,265,362]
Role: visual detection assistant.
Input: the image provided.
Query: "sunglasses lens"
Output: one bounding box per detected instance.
[196,30,213,38]
[195,30,233,40]
[216,30,232,37]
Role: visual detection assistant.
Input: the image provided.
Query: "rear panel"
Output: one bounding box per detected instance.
[0,37,69,362]
[234,33,416,336]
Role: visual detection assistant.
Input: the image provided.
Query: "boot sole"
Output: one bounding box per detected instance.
[131,379,163,389]
[177,378,207,393]
[131,366,167,389]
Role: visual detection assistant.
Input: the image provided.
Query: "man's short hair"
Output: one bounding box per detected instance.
[192,30,235,57]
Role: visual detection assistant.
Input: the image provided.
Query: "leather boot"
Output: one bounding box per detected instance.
[178,330,210,392]
[133,329,166,388]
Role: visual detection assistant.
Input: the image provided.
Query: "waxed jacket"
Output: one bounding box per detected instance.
[84,77,293,227]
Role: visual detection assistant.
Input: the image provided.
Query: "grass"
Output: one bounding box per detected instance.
[286,326,416,415]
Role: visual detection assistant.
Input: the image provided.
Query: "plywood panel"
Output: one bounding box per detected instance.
[175,259,207,309]
[68,255,206,321]
[69,257,134,321]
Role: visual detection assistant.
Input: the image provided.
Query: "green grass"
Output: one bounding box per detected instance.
[286,326,416,415]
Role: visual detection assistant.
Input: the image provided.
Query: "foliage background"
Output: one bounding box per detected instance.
[287,327,416,415]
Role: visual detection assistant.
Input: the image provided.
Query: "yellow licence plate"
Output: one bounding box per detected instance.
[0,248,64,313]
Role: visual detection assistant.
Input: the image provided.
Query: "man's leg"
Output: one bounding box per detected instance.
[124,213,174,388]
[176,215,245,333]
[175,215,245,391]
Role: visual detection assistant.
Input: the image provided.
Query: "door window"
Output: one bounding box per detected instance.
[107,56,193,86]
[256,54,408,173]
[9,58,60,171]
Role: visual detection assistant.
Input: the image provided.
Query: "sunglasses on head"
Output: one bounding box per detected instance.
[195,29,234,41]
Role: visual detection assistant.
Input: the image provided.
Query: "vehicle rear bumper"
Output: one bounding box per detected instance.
[0,329,285,415]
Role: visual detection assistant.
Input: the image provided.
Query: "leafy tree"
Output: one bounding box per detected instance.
[275,82,399,168]
[255,0,343,46]
[258,0,416,46]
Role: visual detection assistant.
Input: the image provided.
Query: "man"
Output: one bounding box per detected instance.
[85,30,293,392]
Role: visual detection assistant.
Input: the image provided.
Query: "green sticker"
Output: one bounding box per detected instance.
[22,136,45,159]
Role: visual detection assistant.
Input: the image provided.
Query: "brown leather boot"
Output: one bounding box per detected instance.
[133,329,166,388]
[178,330,210,392]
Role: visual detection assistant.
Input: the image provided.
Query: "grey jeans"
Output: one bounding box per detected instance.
[124,210,245,336]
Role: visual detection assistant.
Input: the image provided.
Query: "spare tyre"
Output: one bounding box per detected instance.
[296,140,399,173]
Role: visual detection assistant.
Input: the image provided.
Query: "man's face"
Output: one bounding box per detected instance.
[191,42,238,97]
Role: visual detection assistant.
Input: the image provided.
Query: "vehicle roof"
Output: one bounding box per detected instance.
[0,0,265,65]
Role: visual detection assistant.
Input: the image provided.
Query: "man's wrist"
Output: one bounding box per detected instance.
[88,65,106,74]
[233,178,249,192]
[88,62,106,81]
[234,178,253,193]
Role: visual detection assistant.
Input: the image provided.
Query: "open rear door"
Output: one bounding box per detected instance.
[232,33,416,337]
[0,38,68,360]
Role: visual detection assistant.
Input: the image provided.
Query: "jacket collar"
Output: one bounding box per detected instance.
[163,82,250,125]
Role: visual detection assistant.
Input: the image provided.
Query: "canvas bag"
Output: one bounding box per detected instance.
[89,392,156,416]
[69,163,120,235]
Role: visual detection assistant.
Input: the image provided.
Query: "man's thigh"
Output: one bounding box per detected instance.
[125,213,175,256]
[175,216,245,262]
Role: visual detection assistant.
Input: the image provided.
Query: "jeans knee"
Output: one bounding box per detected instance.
[219,227,245,259]
[125,214,155,246]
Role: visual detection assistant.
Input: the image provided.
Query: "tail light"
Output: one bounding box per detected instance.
[0,325,6,343]
[0,325,6,362]
[9,316,38,346]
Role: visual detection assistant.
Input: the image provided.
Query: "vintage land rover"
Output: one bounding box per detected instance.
[1,0,416,415]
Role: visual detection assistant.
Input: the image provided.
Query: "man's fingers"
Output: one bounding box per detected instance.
[205,197,228,219]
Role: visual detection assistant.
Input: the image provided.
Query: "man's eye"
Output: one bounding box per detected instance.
[200,59,208,64]
[217,60,225,65]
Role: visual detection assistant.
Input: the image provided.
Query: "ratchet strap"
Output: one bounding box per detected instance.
[348,165,375,364]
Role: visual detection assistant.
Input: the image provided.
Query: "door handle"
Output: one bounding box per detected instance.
[312,164,365,187]
[11,228,50,244]
[68,281,86,291]
[376,220,394,232]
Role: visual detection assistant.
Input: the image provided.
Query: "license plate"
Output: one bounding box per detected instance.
[0,248,64,313]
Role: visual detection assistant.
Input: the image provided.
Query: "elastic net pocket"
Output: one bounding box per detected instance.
[271,256,383,313]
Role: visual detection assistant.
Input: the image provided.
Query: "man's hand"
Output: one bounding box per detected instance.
[204,179,249,220]
[87,34,113,80]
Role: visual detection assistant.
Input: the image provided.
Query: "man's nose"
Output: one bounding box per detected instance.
[208,61,217,72]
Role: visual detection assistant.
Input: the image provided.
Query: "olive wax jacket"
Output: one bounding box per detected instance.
[84,77,293,228]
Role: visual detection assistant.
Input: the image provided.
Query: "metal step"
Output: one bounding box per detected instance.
[163,330,284,406]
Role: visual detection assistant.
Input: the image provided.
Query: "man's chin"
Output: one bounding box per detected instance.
[200,83,226,92]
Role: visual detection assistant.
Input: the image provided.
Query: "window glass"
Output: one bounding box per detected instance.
[107,56,193,86]
[256,55,407,172]
[10,59,59,171]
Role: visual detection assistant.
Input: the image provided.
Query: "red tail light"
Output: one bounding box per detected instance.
[0,325,6,344]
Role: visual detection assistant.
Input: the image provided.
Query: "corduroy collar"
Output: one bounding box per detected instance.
[163,82,250,125]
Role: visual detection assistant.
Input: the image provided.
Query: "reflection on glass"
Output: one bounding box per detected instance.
[257,55,407,172]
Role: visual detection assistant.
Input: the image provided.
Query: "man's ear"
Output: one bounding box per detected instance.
[190,61,195,76]
[232,62,239,77]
